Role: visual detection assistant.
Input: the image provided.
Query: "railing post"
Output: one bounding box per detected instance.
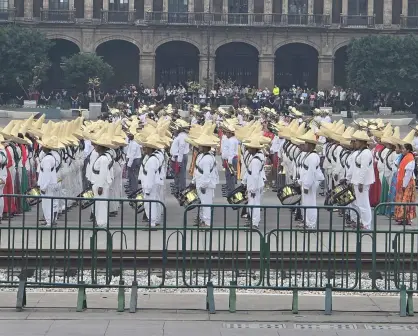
[292,289,298,314]
[229,281,237,313]
[324,284,332,315]
[129,281,138,313]
[16,279,27,312]
[400,284,407,317]
[206,281,215,314]
[407,291,414,316]
[117,280,125,312]
[76,281,87,312]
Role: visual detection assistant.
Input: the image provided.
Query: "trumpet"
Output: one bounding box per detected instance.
[227,163,236,176]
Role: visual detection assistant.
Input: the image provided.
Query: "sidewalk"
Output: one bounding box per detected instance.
[0,293,417,335]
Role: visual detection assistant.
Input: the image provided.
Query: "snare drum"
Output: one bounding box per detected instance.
[179,186,201,209]
[26,187,41,206]
[329,183,356,206]
[277,183,302,205]
[129,188,145,213]
[77,188,95,209]
[226,185,248,210]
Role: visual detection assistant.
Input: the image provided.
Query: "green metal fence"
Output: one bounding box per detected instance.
[0,195,416,316]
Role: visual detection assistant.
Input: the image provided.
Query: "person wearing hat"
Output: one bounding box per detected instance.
[90,129,115,228]
[125,130,142,196]
[0,138,8,222]
[190,134,219,228]
[241,137,265,228]
[394,131,417,225]
[37,135,63,227]
[170,119,190,195]
[139,134,165,228]
[297,130,324,229]
[221,122,239,195]
[350,130,375,230]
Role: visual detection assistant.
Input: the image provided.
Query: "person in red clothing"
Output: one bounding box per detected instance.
[370,141,383,207]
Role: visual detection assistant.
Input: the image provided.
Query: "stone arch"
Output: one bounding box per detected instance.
[332,39,351,55]
[215,42,260,86]
[96,39,141,88]
[46,38,81,92]
[155,41,200,85]
[334,44,349,87]
[213,39,261,55]
[94,35,142,52]
[274,39,320,54]
[45,34,82,50]
[153,37,202,55]
[274,42,319,89]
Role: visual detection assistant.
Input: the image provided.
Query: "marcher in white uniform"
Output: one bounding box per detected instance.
[350,130,375,230]
[242,137,266,228]
[90,132,115,228]
[190,134,219,228]
[297,130,324,229]
[37,136,61,227]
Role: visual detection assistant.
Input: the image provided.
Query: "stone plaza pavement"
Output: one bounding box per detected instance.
[0,293,417,335]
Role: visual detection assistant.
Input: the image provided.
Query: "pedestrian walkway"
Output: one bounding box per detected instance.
[0,293,417,335]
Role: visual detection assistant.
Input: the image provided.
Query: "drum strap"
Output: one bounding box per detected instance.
[142,153,163,176]
[40,153,56,172]
[385,150,394,171]
[325,143,336,163]
[196,153,216,174]
[331,145,341,162]
[247,154,264,175]
[355,148,372,168]
[92,153,114,175]
[302,153,319,171]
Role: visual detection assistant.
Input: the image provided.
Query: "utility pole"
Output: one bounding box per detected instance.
[205,1,211,95]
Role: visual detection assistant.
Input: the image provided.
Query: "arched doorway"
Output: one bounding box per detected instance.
[96,40,140,89]
[275,43,318,89]
[155,41,199,86]
[215,42,259,86]
[334,46,348,88]
[47,39,80,92]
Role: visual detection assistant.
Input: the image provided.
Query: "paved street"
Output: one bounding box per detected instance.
[0,292,417,335]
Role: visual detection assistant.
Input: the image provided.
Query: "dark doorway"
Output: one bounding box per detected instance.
[334,46,348,88]
[275,43,318,89]
[96,40,140,89]
[46,39,80,92]
[215,42,259,86]
[155,41,199,85]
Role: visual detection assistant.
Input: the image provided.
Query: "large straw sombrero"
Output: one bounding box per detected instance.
[351,130,371,143]
[38,135,65,150]
[298,129,318,144]
[193,133,219,148]
[140,134,166,150]
[400,130,415,146]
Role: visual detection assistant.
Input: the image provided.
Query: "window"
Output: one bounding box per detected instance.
[168,0,188,12]
[348,0,367,15]
[49,0,69,9]
[409,0,418,16]
[288,0,308,14]
[0,0,8,10]
[109,0,128,11]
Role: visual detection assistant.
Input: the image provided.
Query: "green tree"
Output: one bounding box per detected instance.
[346,35,418,96]
[62,53,114,92]
[0,25,52,92]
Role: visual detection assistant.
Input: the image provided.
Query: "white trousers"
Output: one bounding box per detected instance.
[0,184,5,216]
[353,184,371,229]
[247,188,262,227]
[197,188,214,226]
[157,184,165,221]
[42,185,58,225]
[93,185,110,227]
[110,163,122,213]
[144,186,159,226]
[301,182,318,228]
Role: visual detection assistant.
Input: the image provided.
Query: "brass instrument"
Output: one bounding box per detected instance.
[128,188,145,213]
[77,188,94,209]
[26,187,41,206]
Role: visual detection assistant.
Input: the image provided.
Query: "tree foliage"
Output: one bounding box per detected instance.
[62,53,114,92]
[346,35,418,96]
[0,25,52,92]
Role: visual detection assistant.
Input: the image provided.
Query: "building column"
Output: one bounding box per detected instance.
[308,0,314,15]
[318,56,334,90]
[84,0,93,18]
[204,0,210,11]
[43,0,49,10]
[383,0,392,25]
[140,53,155,88]
[188,0,194,13]
[258,55,274,89]
[342,0,347,16]
[223,0,228,13]
[103,0,108,11]
[402,0,408,16]
[199,55,215,87]
[24,0,33,18]
[248,0,254,13]
[368,0,374,17]
[144,0,152,12]
[163,0,168,12]
[69,0,74,10]
[324,0,332,21]
[282,0,288,15]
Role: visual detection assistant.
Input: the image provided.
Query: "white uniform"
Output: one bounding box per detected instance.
[38,153,58,226]
[141,152,162,227]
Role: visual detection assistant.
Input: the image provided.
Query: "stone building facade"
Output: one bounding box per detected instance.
[0,0,416,89]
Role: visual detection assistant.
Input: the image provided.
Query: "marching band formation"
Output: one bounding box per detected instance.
[0,106,415,230]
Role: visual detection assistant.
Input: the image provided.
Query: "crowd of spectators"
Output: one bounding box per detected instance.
[1,82,417,115]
